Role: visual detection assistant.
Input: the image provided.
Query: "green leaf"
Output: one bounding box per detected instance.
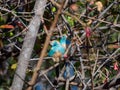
[10,32,13,36]
[52,7,56,12]
[66,16,74,26]
[18,37,23,42]
[11,63,17,70]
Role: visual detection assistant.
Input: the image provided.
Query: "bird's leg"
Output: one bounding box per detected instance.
[52,57,60,62]
[55,57,60,62]
[52,58,56,62]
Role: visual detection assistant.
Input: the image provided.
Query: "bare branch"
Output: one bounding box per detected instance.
[10,0,47,90]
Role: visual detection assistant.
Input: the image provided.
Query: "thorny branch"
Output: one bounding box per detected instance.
[0,0,120,90]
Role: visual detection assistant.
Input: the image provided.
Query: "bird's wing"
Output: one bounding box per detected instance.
[48,39,66,57]
[48,47,56,56]
[48,41,60,56]
[50,40,60,46]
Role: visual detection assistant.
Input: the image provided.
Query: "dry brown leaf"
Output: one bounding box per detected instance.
[87,19,92,25]
[95,1,103,12]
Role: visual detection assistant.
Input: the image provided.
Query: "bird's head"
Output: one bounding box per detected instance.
[60,35,67,48]
[50,40,60,46]
[61,34,67,40]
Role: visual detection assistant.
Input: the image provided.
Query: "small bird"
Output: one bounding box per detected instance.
[48,35,67,62]
[63,62,79,90]
[48,35,67,86]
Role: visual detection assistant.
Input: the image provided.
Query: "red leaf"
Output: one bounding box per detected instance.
[114,62,119,71]
[85,27,91,38]
[63,54,68,58]
[16,21,23,27]
[70,3,78,11]
[90,1,94,5]
[0,24,14,29]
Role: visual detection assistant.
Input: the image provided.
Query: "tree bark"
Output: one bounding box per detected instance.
[26,1,65,90]
[10,0,47,90]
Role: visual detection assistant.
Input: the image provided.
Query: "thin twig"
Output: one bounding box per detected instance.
[39,63,60,77]
[43,74,55,88]
[87,48,120,85]
[65,79,70,90]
